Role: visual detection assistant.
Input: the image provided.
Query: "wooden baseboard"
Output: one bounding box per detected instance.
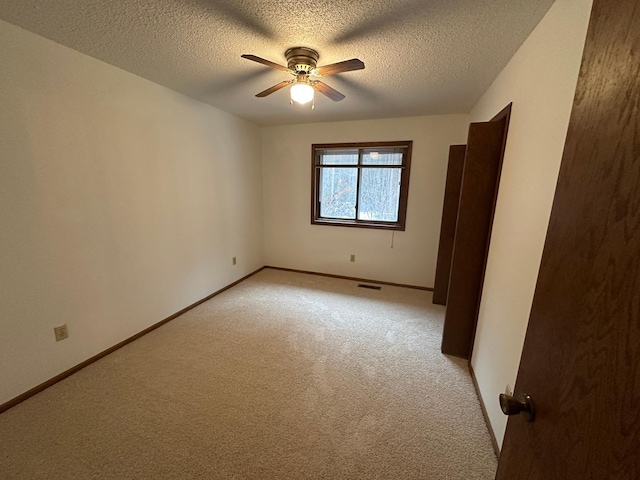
[0,267,265,415]
[264,266,433,291]
[468,362,500,458]
[1,265,429,414]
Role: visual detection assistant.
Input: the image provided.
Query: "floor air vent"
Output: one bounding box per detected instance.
[358,284,382,290]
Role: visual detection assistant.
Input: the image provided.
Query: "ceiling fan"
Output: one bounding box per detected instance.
[241,47,364,107]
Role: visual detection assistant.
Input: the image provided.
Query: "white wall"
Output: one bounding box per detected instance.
[469,0,593,446]
[0,20,264,405]
[261,115,469,288]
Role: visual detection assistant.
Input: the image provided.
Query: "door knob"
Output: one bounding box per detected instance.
[499,393,535,422]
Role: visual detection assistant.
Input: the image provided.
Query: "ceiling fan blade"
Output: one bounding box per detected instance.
[313,81,345,101]
[256,80,292,97]
[314,59,365,76]
[241,54,291,73]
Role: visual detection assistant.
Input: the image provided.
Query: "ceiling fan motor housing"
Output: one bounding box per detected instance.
[242,47,357,102]
[285,47,319,74]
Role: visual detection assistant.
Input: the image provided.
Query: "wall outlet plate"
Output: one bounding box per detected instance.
[54,324,69,342]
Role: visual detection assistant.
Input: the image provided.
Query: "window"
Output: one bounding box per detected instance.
[311,141,412,230]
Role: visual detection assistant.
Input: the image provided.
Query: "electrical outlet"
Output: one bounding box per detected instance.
[350,254,356,262]
[505,384,513,397]
[232,256,237,265]
[54,324,69,342]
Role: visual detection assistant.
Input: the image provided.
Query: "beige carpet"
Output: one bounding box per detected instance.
[0,268,497,479]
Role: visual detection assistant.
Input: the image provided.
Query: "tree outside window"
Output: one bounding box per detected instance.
[311,142,412,230]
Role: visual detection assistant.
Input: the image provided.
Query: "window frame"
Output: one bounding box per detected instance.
[311,141,413,231]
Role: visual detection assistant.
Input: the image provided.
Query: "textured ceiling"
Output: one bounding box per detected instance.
[0,0,554,126]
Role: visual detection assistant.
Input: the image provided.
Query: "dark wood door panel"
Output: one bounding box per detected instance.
[433,145,466,305]
[441,120,506,358]
[497,0,640,478]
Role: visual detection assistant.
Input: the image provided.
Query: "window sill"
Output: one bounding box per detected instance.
[311,218,405,231]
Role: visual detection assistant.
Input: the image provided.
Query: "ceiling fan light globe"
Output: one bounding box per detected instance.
[291,83,314,104]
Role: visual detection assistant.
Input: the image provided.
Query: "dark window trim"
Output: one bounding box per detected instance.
[311,141,413,231]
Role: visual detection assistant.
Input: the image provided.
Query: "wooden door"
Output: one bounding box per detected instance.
[433,145,466,305]
[441,105,511,358]
[496,1,640,478]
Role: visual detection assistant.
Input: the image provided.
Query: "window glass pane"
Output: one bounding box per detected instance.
[318,149,358,165]
[319,167,358,219]
[358,168,401,222]
[362,148,404,165]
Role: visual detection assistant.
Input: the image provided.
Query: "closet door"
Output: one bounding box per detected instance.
[441,106,511,359]
[433,145,466,305]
